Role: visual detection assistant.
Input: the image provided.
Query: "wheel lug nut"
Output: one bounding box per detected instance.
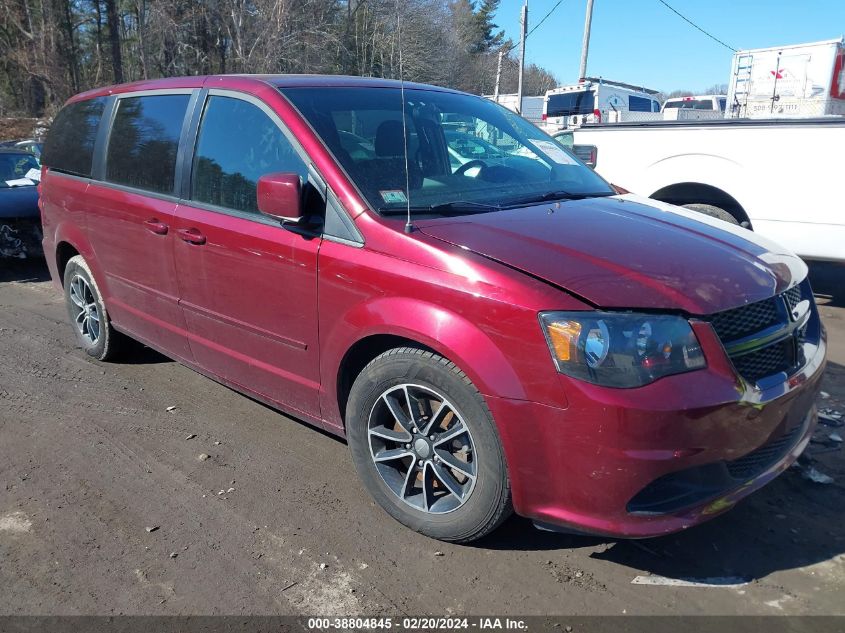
[429,435,435,441]
[405,444,410,449]
[417,459,423,467]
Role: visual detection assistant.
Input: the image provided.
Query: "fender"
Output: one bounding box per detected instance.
[643,153,750,214]
[49,220,113,300]
[319,296,528,429]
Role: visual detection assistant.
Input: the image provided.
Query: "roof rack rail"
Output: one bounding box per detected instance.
[582,77,660,95]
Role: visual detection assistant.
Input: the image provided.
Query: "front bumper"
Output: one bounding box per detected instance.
[491,327,826,538]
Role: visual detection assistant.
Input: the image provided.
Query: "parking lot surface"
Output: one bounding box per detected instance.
[1,259,844,616]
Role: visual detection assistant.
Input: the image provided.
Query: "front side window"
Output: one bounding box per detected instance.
[191,96,307,214]
[106,94,190,194]
[42,97,106,177]
[283,86,612,216]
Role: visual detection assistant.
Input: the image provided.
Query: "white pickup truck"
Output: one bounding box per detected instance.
[571,118,845,262]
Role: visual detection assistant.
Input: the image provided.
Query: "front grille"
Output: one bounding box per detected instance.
[704,279,817,387]
[784,285,803,313]
[708,298,780,343]
[726,423,803,481]
[731,339,793,384]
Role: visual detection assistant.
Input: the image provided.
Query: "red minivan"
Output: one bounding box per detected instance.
[39,75,826,542]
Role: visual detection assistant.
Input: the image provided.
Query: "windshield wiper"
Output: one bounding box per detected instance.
[379,200,502,215]
[502,190,615,207]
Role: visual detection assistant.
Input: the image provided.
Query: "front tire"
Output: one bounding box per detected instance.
[346,347,512,542]
[63,255,124,361]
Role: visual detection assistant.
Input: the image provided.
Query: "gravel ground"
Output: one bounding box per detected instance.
[1,259,844,616]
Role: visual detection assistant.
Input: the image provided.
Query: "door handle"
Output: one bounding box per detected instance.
[143,218,169,235]
[177,227,206,245]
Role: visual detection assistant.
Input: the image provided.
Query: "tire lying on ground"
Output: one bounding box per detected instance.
[346,347,512,543]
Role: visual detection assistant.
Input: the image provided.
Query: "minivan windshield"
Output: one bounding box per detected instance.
[281,87,613,216]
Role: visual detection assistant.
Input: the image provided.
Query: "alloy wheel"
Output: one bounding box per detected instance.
[367,383,477,514]
[68,274,101,345]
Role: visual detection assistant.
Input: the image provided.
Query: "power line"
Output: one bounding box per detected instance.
[500,0,567,57]
[527,0,566,39]
[655,0,737,52]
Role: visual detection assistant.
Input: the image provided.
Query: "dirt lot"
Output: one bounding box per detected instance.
[1,259,844,617]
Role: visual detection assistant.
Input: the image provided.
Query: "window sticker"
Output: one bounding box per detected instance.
[380,190,408,204]
[529,140,578,165]
[25,168,41,182]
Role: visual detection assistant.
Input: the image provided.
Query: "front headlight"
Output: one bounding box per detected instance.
[539,311,706,388]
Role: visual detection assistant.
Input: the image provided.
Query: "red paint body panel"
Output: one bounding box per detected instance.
[493,333,825,536]
[41,75,827,539]
[84,183,192,359]
[315,234,574,430]
[171,203,322,417]
[416,198,807,314]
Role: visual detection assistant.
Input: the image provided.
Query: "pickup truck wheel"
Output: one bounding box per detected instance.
[63,255,125,361]
[682,203,739,225]
[346,347,512,542]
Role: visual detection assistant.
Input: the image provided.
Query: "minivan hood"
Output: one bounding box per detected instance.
[417,195,806,315]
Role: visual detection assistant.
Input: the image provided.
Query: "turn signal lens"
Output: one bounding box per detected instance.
[546,320,581,362]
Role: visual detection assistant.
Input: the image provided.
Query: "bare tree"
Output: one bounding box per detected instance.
[0,0,561,118]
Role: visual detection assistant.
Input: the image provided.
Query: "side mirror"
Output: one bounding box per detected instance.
[257,173,303,222]
[572,144,597,169]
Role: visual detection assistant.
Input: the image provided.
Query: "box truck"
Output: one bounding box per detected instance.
[727,38,845,118]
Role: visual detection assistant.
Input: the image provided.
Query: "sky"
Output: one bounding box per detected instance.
[492,0,845,92]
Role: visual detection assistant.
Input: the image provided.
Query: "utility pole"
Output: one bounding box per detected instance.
[578,0,595,81]
[517,1,528,113]
[494,50,503,102]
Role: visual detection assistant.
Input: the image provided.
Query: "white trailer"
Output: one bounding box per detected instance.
[542,78,661,129]
[484,94,545,125]
[727,38,845,118]
[572,118,845,262]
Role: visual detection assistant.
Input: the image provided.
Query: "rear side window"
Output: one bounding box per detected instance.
[664,99,715,110]
[42,98,106,177]
[106,94,190,194]
[628,95,653,112]
[546,92,594,117]
[191,96,307,214]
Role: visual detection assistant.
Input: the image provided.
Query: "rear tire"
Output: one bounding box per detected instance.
[682,203,740,225]
[346,347,512,542]
[63,255,125,361]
